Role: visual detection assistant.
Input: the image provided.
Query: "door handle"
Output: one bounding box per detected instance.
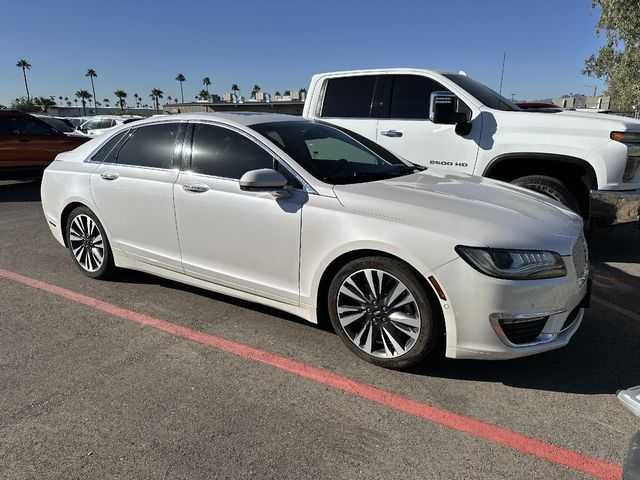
[380,130,403,138]
[100,171,119,181]
[182,183,209,193]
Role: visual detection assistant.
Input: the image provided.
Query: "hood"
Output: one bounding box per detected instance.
[333,171,583,255]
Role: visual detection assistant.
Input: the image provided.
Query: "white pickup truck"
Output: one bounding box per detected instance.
[303,68,640,224]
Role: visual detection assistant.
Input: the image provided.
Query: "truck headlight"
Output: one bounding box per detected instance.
[455,246,567,280]
[611,131,640,181]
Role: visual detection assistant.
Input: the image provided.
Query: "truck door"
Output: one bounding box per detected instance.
[375,75,481,175]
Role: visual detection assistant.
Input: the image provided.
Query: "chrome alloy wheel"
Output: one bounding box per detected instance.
[336,269,421,358]
[69,214,104,272]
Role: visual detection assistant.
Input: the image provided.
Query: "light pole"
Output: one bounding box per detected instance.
[582,84,597,97]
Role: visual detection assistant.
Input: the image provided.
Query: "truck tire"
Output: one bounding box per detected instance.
[511,175,580,213]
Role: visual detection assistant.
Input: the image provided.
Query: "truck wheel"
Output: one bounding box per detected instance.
[511,175,580,213]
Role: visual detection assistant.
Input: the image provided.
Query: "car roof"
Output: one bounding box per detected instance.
[137,112,306,127]
[313,67,462,77]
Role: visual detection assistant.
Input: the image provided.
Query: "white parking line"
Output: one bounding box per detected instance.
[593,296,640,322]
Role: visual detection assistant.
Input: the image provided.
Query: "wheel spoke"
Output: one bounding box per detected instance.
[382,324,407,355]
[339,279,368,304]
[364,269,378,301]
[391,321,419,339]
[388,311,420,328]
[69,214,105,272]
[353,321,369,345]
[384,280,407,308]
[339,310,366,328]
[362,323,373,354]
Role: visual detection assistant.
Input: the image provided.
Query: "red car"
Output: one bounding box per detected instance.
[0,111,90,175]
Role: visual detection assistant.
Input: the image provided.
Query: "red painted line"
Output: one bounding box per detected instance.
[0,267,622,480]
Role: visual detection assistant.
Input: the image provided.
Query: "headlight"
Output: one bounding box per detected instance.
[455,246,567,280]
[611,131,640,143]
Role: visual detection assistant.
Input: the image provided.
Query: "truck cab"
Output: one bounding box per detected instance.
[303,68,640,224]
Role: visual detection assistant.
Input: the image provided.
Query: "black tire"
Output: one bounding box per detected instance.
[511,175,581,213]
[65,206,115,279]
[327,256,441,369]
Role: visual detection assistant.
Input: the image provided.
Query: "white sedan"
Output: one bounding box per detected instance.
[41,113,590,368]
[78,115,143,137]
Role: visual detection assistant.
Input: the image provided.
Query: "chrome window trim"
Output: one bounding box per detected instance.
[186,120,317,195]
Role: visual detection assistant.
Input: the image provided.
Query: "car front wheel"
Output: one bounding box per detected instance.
[327,256,441,369]
[65,206,115,279]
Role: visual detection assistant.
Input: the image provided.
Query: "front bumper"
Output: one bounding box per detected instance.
[432,256,589,360]
[590,188,640,225]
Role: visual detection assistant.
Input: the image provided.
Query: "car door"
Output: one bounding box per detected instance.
[174,122,306,304]
[0,115,24,168]
[90,122,184,272]
[317,74,384,141]
[375,74,481,175]
[9,115,75,167]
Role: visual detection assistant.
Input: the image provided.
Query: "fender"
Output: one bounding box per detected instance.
[482,152,598,189]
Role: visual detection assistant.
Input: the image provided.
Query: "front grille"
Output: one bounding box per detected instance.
[572,234,589,287]
[499,317,548,345]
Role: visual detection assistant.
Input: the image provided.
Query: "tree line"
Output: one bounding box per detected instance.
[7,62,307,115]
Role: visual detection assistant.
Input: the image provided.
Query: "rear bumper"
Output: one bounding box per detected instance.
[590,189,640,225]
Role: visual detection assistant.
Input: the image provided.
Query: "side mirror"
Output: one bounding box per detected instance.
[239,168,290,198]
[429,91,472,136]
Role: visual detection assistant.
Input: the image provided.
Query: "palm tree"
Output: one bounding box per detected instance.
[167,95,172,102]
[66,100,72,107]
[231,83,240,99]
[34,97,56,113]
[283,90,291,96]
[202,76,212,95]
[251,84,261,99]
[103,98,110,107]
[150,88,164,113]
[85,68,98,112]
[16,60,32,101]
[175,73,185,102]
[196,89,208,101]
[75,90,92,115]
[114,90,127,110]
[274,91,281,97]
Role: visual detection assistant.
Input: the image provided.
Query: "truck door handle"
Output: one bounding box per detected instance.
[380,130,403,138]
[100,171,119,181]
[182,183,209,193]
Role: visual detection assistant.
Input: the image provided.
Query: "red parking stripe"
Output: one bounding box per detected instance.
[0,267,622,480]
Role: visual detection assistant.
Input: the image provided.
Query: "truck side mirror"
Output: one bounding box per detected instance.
[429,91,472,136]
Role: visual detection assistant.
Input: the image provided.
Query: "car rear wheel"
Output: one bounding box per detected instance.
[327,256,441,369]
[66,206,115,279]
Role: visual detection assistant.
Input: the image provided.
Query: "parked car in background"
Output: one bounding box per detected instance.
[78,115,143,137]
[0,110,89,175]
[303,69,640,225]
[515,102,562,112]
[41,113,589,369]
[64,117,91,128]
[34,115,91,138]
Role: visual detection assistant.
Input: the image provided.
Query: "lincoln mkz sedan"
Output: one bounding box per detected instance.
[41,113,590,368]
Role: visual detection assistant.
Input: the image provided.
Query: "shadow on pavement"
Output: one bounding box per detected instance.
[0,178,42,203]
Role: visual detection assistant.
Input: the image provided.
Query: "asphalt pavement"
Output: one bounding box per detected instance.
[1,178,639,479]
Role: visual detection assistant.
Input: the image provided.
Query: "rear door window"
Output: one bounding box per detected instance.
[321,75,379,118]
[10,116,54,135]
[115,123,179,169]
[90,130,129,163]
[389,75,450,119]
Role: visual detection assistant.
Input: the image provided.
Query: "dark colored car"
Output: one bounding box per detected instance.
[0,111,90,175]
[515,102,562,112]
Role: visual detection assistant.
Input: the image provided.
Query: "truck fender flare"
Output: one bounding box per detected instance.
[482,152,598,189]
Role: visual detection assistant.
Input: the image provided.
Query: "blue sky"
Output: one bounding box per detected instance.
[1,0,606,106]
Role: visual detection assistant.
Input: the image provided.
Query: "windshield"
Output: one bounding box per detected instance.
[443,74,521,111]
[250,121,420,185]
[36,116,74,133]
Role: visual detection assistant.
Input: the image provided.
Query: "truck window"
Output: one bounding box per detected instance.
[321,76,378,118]
[389,75,449,119]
